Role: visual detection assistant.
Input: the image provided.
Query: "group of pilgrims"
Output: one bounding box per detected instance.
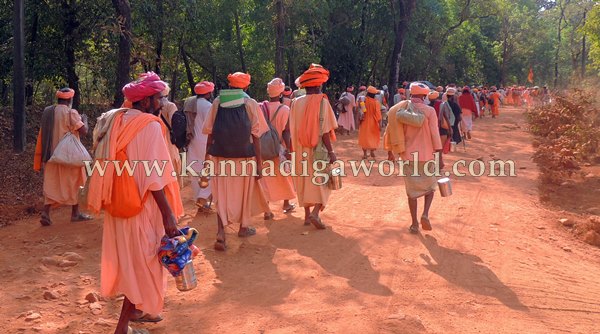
[32,63,538,334]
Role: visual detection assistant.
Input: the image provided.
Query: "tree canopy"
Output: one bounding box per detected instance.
[2,0,599,108]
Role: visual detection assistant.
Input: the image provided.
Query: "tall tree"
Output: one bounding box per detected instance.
[61,0,81,109]
[112,0,132,107]
[274,0,285,78]
[388,0,416,91]
[13,0,25,152]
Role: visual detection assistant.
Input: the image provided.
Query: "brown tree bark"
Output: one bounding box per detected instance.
[112,0,132,108]
[387,0,416,92]
[155,0,164,74]
[181,46,195,95]
[234,9,247,73]
[274,0,285,78]
[13,0,26,152]
[25,9,38,106]
[61,0,81,109]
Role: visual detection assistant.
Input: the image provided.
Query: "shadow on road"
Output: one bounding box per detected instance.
[419,234,528,311]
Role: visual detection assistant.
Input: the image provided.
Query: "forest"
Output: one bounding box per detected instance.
[2,0,600,110]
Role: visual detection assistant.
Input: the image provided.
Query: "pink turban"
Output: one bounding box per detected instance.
[296,64,329,88]
[282,87,293,97]
[410,82,430,96]
[194,81,215,95]
[267,78,285,98]
[122,72,167,103]
[228,72,251,89]
[56,88,75,100]
[346,86,354,92]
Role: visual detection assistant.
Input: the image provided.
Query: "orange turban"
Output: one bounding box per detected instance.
[296,64,329,88]
[228,72,251,89]
[267,78,285,98]
[122,72,167,103]
[282,87,293,96]
[410,82,429,96]
[398,88,405,94]
[56,88,75,100]
[194,81,215,95]
[428,91,439,100]
[367,86,379,94]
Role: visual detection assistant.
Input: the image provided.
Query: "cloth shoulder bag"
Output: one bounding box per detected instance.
[259,103,283,160]
[395,101,425,128]
[313,99,330,163]
[48,110,91,167]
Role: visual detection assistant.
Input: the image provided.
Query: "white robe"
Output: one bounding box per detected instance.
[187,97,212,200]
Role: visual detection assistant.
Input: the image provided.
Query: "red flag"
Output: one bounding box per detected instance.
[528,67,534,84]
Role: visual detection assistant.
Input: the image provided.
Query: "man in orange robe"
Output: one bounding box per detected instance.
[203,72,266,250]
[358,86,382,160]
[33,88,93,226]
[88,72,183,334]
[259,78,296,214]
[290,64,338,229]
[490,87,502,118]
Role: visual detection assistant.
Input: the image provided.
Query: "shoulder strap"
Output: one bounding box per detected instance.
[271,104,284,122]
[160,113,172,131]
[318,98,324,137]
[116,113,162,153]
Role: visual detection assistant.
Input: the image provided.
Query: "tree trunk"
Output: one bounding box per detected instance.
[112,0,132,108]
[554,2,566,88]
[234,9,247,72]
[581,8,587,79]
[355,0,369,86]
[62,0,81,108]
[387,0,416,92]
[181,47,195,95]
[13,0,26,152]
[274,0,285,78]
[155,0,164,74]
[25,9,38,106]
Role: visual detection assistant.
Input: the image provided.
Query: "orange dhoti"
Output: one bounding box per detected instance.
[358,97,382,150]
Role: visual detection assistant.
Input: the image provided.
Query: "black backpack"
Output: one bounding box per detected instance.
[160,110,188,149]
[207,102,255,158]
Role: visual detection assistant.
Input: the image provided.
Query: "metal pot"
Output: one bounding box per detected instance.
[437,177,453,197]
[199,169,210,189]
[328,166,343,190]
[175,260,197,291]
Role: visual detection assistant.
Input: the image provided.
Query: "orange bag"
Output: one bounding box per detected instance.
[104,150,147,218]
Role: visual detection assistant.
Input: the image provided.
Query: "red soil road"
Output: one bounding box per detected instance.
[0,106,599,334]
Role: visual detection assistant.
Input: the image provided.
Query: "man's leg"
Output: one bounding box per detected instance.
[214,215,227,251]
[309,203,326,229]
[40,204,52,226]
[303,206,311,225]
[114,296,135,334]
[71,204,80,218]
[423,192,434,218]
[408,197,419,233]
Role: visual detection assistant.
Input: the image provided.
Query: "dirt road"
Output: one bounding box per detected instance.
[1,106,599,334]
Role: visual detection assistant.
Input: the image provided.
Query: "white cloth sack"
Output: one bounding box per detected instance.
[48,132,91,167]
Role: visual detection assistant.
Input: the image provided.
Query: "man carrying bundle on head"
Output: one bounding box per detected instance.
[184,81,216,214]
[88,72,184,334]
[358,86,383,160]
[34,88,93,226]
[203,72,266,251]
[290,64,338,229]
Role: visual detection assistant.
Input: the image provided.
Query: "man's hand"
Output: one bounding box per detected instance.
[162,213,180,238]
[328,152,337,164]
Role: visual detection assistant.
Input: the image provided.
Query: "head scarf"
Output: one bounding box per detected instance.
[228,72,251,89]
[436,86,444,92]
[346,86,354,92]
[122,72,167,103]
[162,83,171,97]
[446,88,457,96]
[359,86,367,91]
[410,82,429,96]
[296,64,329,88]
[194,81,215,95]
[282,86,293,97]
[367,86,379,94]
[267,78,285,98]
[56,88,75,100]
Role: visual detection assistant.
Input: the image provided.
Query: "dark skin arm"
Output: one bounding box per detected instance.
[282,120,292,159]
[322,132,337,164]
[151,189,180,238]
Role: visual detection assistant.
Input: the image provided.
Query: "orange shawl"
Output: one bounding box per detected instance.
[86,112,183,218]
[299,94,337,148]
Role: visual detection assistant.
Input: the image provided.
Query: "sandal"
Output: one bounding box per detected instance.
[40,213,52,227]
[238,226,257,237]
[420,215,432,231]
[308,214,327,230]
[214,239,227,251]
[71,213,94,222]
[131,313,163,323]
[283,203,296,214]
[264,212,274,220]
[197,205,215,215]
[409,224,419,234]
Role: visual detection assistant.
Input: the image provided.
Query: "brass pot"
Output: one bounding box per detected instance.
[328,166,343,190]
